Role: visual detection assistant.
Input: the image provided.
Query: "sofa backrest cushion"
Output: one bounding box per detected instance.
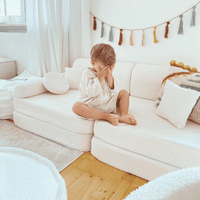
[72,58,135,93]
[65,66,88,90]
[130,64,169,101]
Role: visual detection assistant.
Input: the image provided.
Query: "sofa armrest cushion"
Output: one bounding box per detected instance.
[14,77,47,98]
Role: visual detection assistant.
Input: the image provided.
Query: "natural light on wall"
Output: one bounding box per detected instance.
[0,0,26,24]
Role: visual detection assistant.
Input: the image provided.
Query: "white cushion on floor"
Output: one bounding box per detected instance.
[94,96,200,169]
[14,90,94,134]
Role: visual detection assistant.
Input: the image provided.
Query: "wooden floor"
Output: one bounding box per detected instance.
[6,119,148,199]
[60,152,148,200]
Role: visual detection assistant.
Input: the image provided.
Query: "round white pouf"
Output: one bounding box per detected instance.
[0,147,67,200]
[124,167,200,200]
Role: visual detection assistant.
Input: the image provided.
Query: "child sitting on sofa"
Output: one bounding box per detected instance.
[72,43,137,126]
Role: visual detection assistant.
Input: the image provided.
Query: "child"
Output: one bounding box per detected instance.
[72,43,137,126]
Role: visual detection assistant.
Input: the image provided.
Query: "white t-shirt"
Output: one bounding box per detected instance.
[77,68,119,113]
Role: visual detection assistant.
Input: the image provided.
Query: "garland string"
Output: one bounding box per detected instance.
[90,1,200,31]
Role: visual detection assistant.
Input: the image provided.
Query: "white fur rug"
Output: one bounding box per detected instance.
[0,120,83,172]
[0,147,67,200]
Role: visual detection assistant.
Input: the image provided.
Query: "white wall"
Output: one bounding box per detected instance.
[90,0,200,70]
[0,33,28,74]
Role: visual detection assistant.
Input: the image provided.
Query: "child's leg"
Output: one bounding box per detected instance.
[117,90,137,125]
[72,102,119,126]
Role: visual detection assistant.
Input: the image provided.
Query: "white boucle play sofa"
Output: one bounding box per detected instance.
[13,58,200,181]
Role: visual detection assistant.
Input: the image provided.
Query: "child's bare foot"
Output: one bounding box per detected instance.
[105,114,119,126]
[119,114,137,125]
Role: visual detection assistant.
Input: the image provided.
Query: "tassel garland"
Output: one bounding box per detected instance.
[109,26,113,42]
[118,29,123,46]
[178,15,183,34]
[100,22,104,37]
[91,1,200,46]
[153,26,159,43]
[164,21,170,38]
[93,17,97,30]
[141,30,145,46]
[130,30,134,46]
[190,6,196,26]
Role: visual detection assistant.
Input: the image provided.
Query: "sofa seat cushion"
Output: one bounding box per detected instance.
[14,90,94,135]
[94,96,200,168]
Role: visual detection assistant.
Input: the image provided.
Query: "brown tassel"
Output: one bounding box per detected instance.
[130,30,134,46]
[153,26,159,43]
[118,29,123,46]
[93,17,97,30]
[164,21,170,38]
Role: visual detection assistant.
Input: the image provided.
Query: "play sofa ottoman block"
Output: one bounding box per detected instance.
[0,57,16,79]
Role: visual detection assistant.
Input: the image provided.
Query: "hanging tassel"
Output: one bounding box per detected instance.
[164,21,170,38]
[93,17,97,30]
[130,30,134,46]
[108,26,113,42]
[190,6,196,27]
[100,22,104,37]
[118,29,123,46]
[141,29,145,46]
[178,15,183,34]
[153,26,159,43]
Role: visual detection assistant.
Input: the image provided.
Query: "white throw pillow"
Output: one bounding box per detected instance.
[65,66,88,90]
[156,80,200,129]
[43,72,69,94]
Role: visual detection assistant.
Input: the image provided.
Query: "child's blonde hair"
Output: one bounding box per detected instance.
[90,43,116,66]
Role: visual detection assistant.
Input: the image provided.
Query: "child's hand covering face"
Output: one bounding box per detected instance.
[106,65,114,76]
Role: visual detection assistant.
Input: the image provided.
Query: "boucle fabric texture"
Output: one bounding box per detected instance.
[156,80,200,129]
[65,66,88,90]
[93,96,200,170]
[14,111,92,151]
[14,90,94,135]
[130,64,169,101]
[156,66,200,124]
[91,137,179,181]
[43,72,69,94]
[0,147,67,200]
[124,167,200,200]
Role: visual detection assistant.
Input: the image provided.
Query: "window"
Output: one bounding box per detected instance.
[0,0,26,24]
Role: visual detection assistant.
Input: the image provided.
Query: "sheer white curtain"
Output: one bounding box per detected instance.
[69,0,91,67]
[26,0,69,77]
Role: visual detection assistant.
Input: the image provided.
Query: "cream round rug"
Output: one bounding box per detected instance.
[0,147,67,200]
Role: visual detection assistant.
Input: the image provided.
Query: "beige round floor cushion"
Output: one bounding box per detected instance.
[156,63,200,125]
[43,72,69,94]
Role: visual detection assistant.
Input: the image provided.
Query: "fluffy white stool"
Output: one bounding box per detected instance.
[0,147,67,200]
[124,167,200,200]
